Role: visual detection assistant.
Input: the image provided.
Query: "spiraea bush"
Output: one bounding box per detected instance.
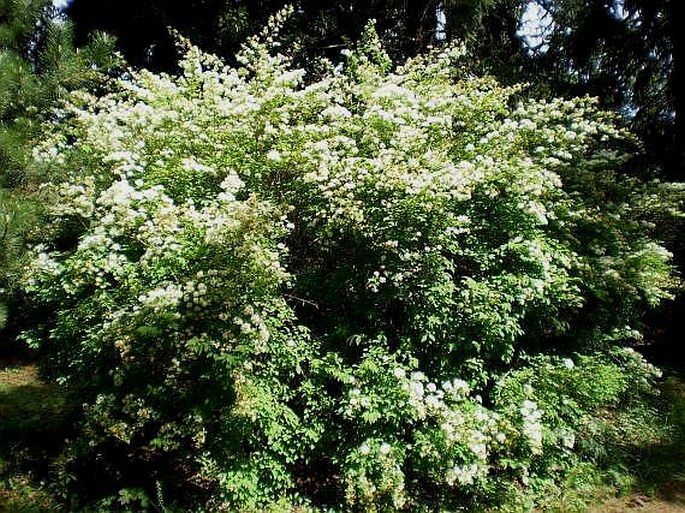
[20,11,680,511]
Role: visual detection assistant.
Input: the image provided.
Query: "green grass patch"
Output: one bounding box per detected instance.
[0,362,69,512]
[629,372,685,497]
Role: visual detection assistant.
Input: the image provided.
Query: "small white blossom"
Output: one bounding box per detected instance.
[266,149,282,162]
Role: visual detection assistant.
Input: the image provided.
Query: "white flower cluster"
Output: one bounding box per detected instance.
[402,370,474,419]
[617,346,663,380]
[520,399,544,454]
[358,440,393,458]
[24,247,62,288]
[396,369,506,488]
[344,366,549,492]
[233,305,271,348]
[445,462,481,486]
[138,284,184,312]
[54,177,97,218]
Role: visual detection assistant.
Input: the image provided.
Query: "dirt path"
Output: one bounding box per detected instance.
[590,486,685,513]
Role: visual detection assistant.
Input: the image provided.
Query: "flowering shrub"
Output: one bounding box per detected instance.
[22,13,677,511]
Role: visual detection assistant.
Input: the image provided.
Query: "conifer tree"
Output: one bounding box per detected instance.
[65,0,499,71]
[0,0,119,334]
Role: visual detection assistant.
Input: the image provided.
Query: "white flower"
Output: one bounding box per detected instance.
[220,174,244,195]
[138,284,184,311]
[452,379,470,394]
[521,399,537,414]
[523,421,543,454]
[445,463,480,486]
[410,381,425,398]
[410,371,425,382]
[266,149,282,162]
[379,442,391,456]
[561,431,575,449]
[359,443,371,455]
[322,105,352,119]
[425,394,442,409]
[468,442,486,457]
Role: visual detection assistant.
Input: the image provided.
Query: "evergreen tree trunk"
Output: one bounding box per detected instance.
[667,0,685,179]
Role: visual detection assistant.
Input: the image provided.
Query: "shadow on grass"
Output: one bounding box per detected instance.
[631,372,685,505]
[530,369,685,513]
[0,363,71,512]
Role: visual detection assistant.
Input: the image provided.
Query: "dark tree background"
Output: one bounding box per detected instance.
[522,0,682,180]
[65,0,448,70]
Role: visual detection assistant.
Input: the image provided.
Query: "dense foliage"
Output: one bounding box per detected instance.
[20,16,679,511]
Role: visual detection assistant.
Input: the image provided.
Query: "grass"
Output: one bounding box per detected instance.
[0,361,69,512]
[625,372,685,508]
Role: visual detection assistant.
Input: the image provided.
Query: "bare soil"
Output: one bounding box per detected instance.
[589,484,685,513]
